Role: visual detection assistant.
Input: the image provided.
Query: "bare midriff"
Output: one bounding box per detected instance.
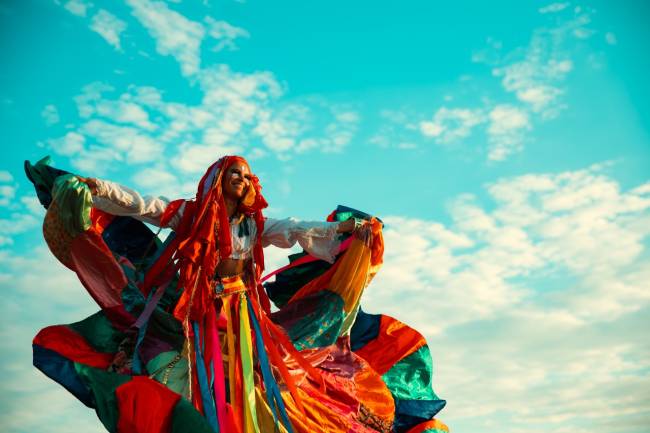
[215,258,250,278]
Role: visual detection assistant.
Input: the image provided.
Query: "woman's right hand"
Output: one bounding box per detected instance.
[77,176,99,195]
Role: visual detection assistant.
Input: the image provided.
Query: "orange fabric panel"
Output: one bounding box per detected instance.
[353,362,395,422]
[355,316,426,375]
[90,208,115,235]
[404,419,449,433]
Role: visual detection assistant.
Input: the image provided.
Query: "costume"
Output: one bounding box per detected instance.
[25,156,447,433]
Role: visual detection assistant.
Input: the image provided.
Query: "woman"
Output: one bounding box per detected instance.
[26,155,447,433]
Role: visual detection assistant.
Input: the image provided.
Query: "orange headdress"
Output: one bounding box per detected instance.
[143,156,268,323]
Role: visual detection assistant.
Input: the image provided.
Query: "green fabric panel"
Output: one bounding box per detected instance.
[170,397,215,433]
[52,174,93,235]
[332,211,355,222]
[286,290,345,350]
[24,156,61,196]
[68,312,123,354]
[382,345,439,401]
[146,351,189,397]
[74,363,131,433]
[422,429,447,433]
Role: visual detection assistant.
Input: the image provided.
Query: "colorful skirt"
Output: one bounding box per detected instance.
[26,158,447,433]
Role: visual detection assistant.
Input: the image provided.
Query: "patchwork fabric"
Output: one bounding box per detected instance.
[26,158,447,433]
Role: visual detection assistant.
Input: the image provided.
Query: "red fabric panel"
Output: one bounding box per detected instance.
[354,316,426,375]
[70,231,127,310]
[33,325,113,369]
[116,376,181,433]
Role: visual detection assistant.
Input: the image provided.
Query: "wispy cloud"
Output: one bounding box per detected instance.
[62,0,91,17]
[0,247,106,433]
[205,17,250,52]
[363,163,650,430]
[58,1,127,52]
[407,7,598,161]
[420,107,485,144]
[487,104,530,160]
[89,9,127,51]
[126,0,205,76]
[538,2,570,14]
[41,104,60,126]
[366,163,650,331]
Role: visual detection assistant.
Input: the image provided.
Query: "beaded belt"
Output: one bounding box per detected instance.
[213,274,248,298]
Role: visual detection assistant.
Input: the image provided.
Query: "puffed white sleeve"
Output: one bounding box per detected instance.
[92,178,184,230]
[262,217,341,263]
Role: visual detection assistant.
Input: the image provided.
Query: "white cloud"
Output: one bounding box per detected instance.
[205,17,250,52]
[488,10,594,119]
[365,164,650,332]
[487,104,531,161]
[0,170,13,182]
[411,8,594,160]
[81,119,159,163]
[360,165,650,431]
[89,9,127,51]
[0,185,16,207]
[95,100,156,130]
[126,0,205,76]
[420,107,485,144]
[48,131,85,156]
[41,104,60,126]
[172,141,242,174]
[538,2,570,14]
[605,32,617,45]
[63,0,92,17]
[0,247,105,433]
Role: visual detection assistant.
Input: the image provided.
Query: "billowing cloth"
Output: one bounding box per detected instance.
[25,157,447,433]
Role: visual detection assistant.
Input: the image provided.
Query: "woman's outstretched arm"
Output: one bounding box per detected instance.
[261,217,356,263]
[78,177,184,230]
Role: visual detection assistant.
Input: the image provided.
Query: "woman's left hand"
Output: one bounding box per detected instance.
[336,219,356,233]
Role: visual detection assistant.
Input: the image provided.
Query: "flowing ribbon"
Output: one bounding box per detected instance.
[130,281,169,374]
[239,294,260,433]
[247,299,294,433]
[192,322,219,431]
[207,305,228,433]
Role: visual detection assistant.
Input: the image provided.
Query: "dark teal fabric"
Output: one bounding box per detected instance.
[271,290,345,350]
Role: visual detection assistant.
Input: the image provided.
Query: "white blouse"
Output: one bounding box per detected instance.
[92,179,341,263]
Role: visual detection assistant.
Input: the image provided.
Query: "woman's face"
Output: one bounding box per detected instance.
[222,162,251,200]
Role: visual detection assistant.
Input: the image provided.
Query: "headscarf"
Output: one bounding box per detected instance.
[143,156,268,323]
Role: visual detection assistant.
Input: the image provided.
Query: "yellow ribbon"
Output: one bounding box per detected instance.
[239,293,260,433]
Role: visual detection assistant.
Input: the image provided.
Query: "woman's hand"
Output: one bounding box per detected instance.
[336,219,356,233]
[77,176,99,195]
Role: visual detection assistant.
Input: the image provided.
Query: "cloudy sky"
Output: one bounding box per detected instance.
[1,1,649,432]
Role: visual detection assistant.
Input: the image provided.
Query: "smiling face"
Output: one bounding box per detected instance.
[221,161,252,201]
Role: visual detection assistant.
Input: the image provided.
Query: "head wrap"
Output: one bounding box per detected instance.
[144,156,268,323]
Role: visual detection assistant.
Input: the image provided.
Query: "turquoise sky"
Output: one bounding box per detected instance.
[1,1,649,432]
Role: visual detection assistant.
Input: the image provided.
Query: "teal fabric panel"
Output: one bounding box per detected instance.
[74,363,131,433]
[382,345,439,401]
[273,290,346,350]
[68,312,122,354]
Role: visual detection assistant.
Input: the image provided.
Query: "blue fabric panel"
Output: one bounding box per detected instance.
[393,399,447,433]
[102,216,159,265]
[192,322,219,432]
[33,344,95,408]
[349,309,381,351]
